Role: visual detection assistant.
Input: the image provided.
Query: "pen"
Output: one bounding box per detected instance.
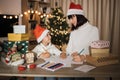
[48,63,63,69]
[78,48,84,55]
[41,62,50,67]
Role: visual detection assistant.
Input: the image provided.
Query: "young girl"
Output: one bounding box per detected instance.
[32,24,62,59]
[32,24,65,80]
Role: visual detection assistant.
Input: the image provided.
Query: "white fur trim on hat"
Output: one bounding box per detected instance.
[67,9,84,16]
[37,30,49,43]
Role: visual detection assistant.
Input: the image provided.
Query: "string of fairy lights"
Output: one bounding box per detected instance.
[1,10,51,19]
[2,15,21,19]
[23,9,52,19]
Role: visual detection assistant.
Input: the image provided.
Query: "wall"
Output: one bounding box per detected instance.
[0,0,22,41]
[0,0,21,15]
[0,0,22,25]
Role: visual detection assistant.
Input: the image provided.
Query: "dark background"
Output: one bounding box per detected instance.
[0,14,18,37]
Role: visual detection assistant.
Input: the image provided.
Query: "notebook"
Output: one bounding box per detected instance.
[37,61,64,71]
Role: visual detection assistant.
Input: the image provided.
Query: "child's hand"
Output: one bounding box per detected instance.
[60,53,67,59]
[44,52,51,58]
[39,52,51,58]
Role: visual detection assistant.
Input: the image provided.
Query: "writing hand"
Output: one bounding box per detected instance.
[73,55,86,62]
[39,52,51,59]
[71,52,78,57]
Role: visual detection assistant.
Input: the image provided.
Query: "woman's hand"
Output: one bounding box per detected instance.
[71,52,78,57]
[60,53,67,59]
[72,55,86,62]
[73,55,82,62]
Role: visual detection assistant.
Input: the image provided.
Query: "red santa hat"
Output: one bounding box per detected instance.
[33,25,49,43]
[67,2,84,16]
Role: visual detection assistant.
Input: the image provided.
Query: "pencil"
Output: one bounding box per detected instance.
[41,62,50,67]
[78,48,84,55]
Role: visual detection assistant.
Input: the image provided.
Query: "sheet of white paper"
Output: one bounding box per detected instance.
[43,55,83,67]
[74,64,96,72]
[72,60,83,64]
[43,55,71,67]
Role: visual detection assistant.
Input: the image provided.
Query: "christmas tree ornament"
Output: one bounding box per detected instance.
[27,64,36,69]
[18,65,26,71]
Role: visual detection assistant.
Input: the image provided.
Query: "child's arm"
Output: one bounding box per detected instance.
[32,45,47,59]
[51,45,62,56]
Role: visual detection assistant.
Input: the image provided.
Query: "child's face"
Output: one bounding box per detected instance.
[41,32,51,45]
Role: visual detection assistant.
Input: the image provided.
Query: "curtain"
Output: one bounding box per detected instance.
[50,0,120,55]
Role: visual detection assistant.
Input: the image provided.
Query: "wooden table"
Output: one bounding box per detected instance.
[0,60,120,79]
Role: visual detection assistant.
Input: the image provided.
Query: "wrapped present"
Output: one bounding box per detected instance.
[90,48,110,57]
[11,53,22,62]
[90,48,110,53]
[2,42,25,66]
[25,51,35,63]
[3,40,29,54]
[4,52,25,66]
[90,40,110,48]
[8,33,29,41]
[13,25,26,33]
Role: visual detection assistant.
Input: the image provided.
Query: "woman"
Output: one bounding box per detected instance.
[66,2,99,62]
[59,2,99,80]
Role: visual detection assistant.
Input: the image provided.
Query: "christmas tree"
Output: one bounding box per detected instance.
[46,7,70,50]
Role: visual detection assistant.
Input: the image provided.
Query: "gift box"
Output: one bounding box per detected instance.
[13,25,26,33]
[90,40,110,48]
[8,33,29,41]
[25,52,35,63]
[90,48,110,53]
[3,40,29,54]
[90,47,110,57]
[90,40,110,57]
[11,53,22,62]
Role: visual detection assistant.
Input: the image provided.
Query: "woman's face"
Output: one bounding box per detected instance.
[69,15,77,27]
